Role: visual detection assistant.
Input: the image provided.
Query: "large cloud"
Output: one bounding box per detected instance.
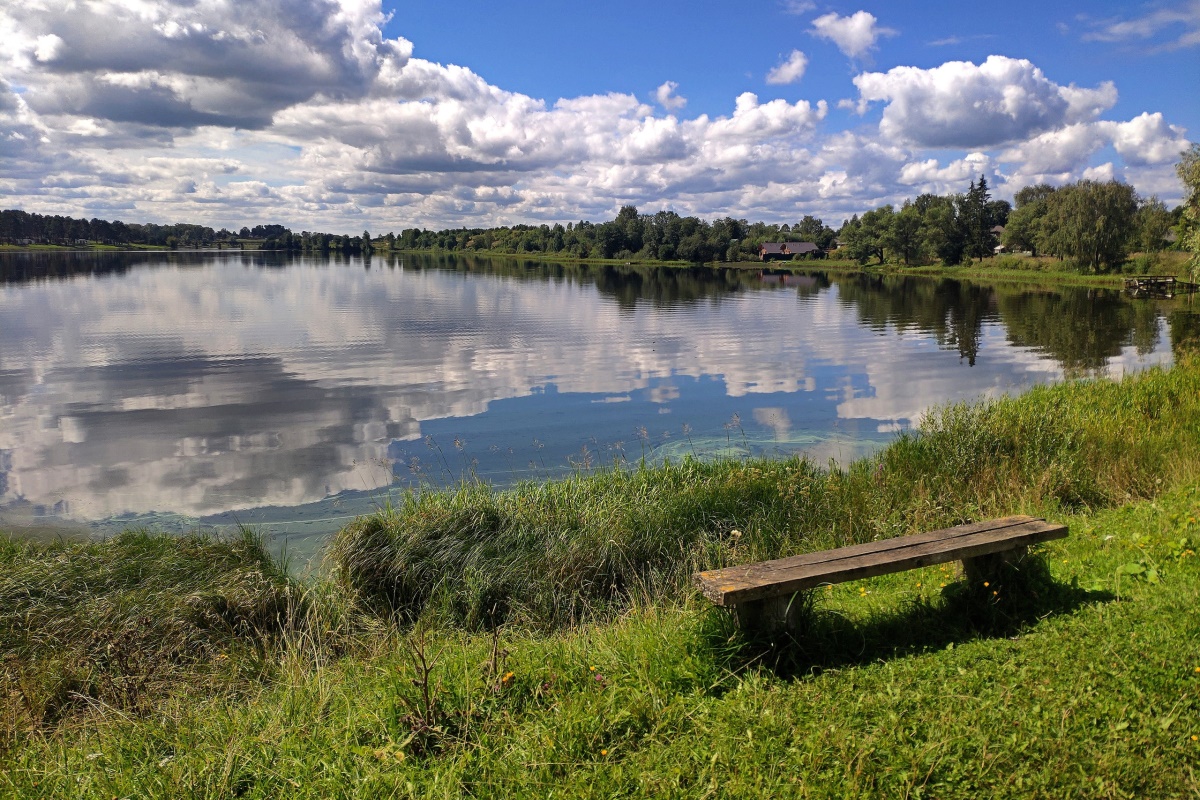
[2,0,411,130]
[854,56,1117,149]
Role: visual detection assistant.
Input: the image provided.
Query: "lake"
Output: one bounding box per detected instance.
[1,250,1193,557]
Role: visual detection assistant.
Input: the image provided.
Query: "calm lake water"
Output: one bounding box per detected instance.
[1,251,1195,556]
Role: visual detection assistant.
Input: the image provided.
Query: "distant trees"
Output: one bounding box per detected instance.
[0,209,242,248]
[384,207,837,264]
[961,177,993,262]
[795,214,837,249]
[839,180,997,268]
[841,206,893,265]
[839,174,1167,273]
[883,203,923,266]
[1134,196,1172,254]
[0,210,395,254]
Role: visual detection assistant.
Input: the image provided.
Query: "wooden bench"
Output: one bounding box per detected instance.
[695,515,1067,635]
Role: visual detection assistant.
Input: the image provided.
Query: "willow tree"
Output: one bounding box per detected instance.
[1040,180,1138,273]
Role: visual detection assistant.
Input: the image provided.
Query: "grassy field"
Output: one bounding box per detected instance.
[3,357,1200,797]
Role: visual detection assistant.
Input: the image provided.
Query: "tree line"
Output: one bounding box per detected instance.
[389,207,838,263]
[4,157,1196,274]
[0,211,373,253]
[840,176,1183,273]
[0,207,840,262]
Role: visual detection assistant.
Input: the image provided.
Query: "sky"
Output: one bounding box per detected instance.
[0,0,1197,232]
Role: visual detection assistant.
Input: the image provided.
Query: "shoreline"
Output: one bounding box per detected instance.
[4,244,1191,290]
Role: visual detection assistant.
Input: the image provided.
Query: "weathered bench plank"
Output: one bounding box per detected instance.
[697,515,1067,608]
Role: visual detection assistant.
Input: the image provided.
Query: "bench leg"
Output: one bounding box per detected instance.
[733,592,808,640]
[962,546,1027,587]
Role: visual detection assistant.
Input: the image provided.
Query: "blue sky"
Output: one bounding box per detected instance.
[0,0,1196,231]
[393,0,1197,130]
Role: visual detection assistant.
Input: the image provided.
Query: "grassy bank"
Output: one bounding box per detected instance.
[390,248,1194,289]
[4,357,1200,797]
[330,355,1200,630]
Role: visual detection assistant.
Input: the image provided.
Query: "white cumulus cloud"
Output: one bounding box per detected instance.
[854,55,1118,149]
[655,81,687,110]
[1101,112,1191,166]
[811,11,895,59]
[766,50,809,85]
[3,0,411,130]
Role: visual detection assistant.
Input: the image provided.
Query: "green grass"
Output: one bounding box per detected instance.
[3,357,1200,797]
[875,250,1195,288]
[2,491,1198,798]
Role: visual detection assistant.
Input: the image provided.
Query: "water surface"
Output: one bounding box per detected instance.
[1,251,1192,555]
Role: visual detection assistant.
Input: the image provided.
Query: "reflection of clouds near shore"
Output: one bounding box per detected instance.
[0,258,1174,522]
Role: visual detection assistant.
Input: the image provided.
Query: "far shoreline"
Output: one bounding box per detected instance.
[3,241,1191,290]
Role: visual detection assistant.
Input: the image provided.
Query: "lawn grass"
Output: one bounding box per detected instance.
[3,356,1199,798]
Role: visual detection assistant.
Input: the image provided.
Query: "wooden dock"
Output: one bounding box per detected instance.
[1124,275,1199,298]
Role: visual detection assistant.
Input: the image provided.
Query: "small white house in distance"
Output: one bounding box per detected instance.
[991,225,1007,254]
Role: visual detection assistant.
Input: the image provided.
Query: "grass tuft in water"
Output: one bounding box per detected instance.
[0,528,302,743]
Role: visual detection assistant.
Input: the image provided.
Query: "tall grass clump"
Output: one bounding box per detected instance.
[330,353,1200,631]
[0,529,300,743]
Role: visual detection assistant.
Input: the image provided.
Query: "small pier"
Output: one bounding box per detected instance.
[1124,275,1199,299]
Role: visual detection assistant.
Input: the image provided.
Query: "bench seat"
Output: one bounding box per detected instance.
[696,515,1067,632]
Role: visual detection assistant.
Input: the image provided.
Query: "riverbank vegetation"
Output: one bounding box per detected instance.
[4,354,1200,796]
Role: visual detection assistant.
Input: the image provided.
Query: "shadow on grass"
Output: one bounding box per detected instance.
[700,555,1115,681]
